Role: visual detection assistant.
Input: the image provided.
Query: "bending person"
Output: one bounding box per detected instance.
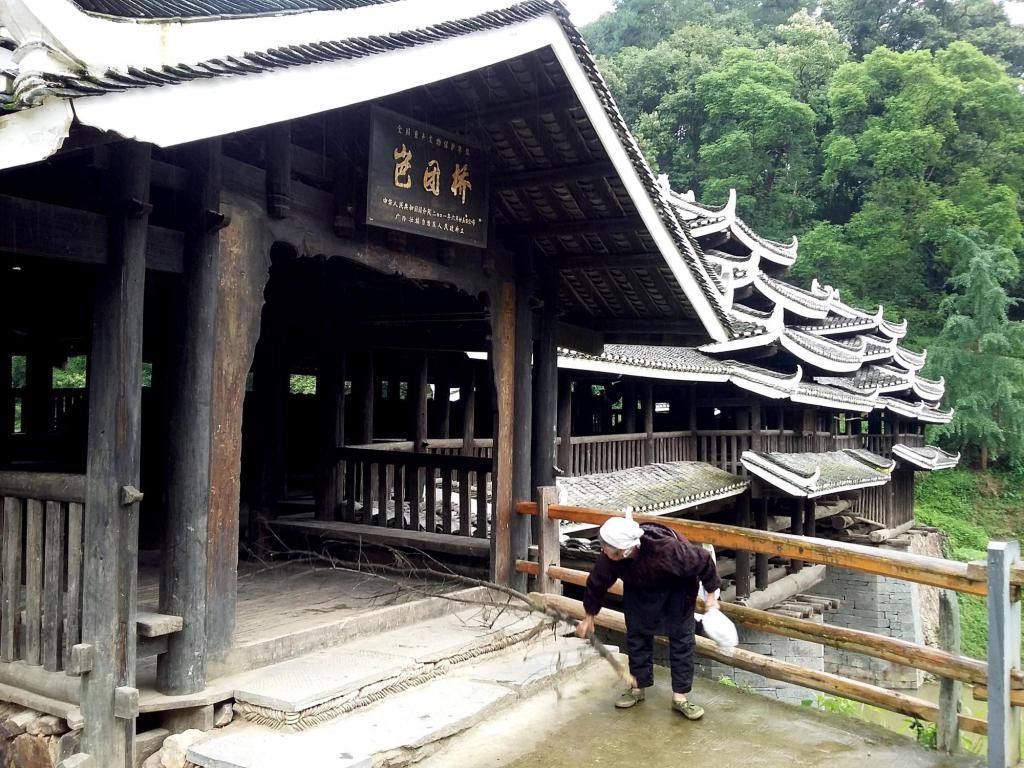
[575,511,720,719]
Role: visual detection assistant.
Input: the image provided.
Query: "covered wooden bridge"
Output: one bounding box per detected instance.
[0,0,960,766]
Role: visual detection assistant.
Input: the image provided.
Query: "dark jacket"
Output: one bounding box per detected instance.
[582,523,721,616]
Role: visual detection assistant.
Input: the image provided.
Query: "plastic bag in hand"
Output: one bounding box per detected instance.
[700,607,738,648]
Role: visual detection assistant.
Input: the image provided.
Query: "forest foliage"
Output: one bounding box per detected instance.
[585,0,1024,467]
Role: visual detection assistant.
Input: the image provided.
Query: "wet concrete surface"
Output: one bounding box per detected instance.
[419,663,984,768]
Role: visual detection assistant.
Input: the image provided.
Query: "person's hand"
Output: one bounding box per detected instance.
[704,592,720,612]
[575,614,596,638]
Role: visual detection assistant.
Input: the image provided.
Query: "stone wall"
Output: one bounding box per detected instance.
[690,617,826,706]
[808,555,925,689]
[0,704,78,768]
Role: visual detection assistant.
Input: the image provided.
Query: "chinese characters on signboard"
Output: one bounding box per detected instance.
[366,106,489,248]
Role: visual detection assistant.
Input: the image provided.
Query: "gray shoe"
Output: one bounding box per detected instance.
[615,688,645,709]
[672,699,704,720]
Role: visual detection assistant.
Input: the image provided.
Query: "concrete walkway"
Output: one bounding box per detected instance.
[420,665,986,768]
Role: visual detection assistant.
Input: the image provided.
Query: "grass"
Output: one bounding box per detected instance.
[914,468,1024,659]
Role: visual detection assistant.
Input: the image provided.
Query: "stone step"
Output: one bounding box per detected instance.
[227,606,559,731]
[186,627,604,768]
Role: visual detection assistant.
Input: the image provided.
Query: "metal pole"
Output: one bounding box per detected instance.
[987,540,1021,768]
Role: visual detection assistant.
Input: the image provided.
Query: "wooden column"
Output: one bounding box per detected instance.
[488,280,518,587]
[754,497,769,590]
[621,379,636,434]
[359,349,375,445]
[0,334,10,464]
[556,372,572,476]
[531,273,558,490]
[414,353,428,450]
[510,262,533,592]
[435,371,451,440]
[734,494,751,599]
[206,195,271,657]
[82,140,151,767]
[317,261,345,521]
[24,349,51,437]
[460,367,476,455]
[803,497,816,538]
[750,402,762,451]
[642,380,654,464]
[789,499,804,573]
[264,123,291,219]
[158,140,222,695]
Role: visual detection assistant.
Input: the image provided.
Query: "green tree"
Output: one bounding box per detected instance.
[929,234,1024,469]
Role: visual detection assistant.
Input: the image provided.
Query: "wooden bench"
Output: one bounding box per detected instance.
[270,519,490,558]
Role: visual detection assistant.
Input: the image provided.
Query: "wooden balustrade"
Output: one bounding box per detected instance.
[0,472,85,673]
[337,447,492,537]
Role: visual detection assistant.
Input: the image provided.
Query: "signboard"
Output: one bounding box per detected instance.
[366,106,488,248]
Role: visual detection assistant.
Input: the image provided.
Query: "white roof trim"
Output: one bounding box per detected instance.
[741,452,820,497]
[892,444,960,471]
[556,354,728,383]
[699,329,779,354]
[780,331,862,373]
[790,387,876,413]
[754,273,831,320]
[0,98,73,170]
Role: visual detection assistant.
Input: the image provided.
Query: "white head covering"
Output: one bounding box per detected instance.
[599,508,644,552]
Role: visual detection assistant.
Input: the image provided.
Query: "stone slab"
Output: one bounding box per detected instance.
[450,638,592,695]
[231,649,414,712]
[188,679,514,768]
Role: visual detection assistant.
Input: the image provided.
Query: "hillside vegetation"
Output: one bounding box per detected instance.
[586,0,1024,469]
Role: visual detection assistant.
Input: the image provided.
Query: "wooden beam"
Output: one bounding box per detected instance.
[527,216,644,239]
[82,140,151,768]
[557,252,663,270]
[445,89,575,129]
[494,160,615,191]
[0,472,85,503]
[0,194,183,273]
[158,140,221,696]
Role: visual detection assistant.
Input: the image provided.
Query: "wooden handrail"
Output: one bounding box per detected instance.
[0,472,86,504]
[536,592,988,736]
[516,559,1023,688]
[337,447,492,473]
[515,501,1022,595]
[570,432,647,445]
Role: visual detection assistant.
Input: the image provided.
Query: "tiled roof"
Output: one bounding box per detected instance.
[754,274,833,318]
[892,444,960,471]
[741,449,893,498]
[815,365,913,394]
[69,0,395,18]
[2,0,751,340]
[791,381,876,411]
[556,461,748,515]
[780,329,863,371]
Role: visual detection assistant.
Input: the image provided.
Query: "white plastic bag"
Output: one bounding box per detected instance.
[700,607,739,648]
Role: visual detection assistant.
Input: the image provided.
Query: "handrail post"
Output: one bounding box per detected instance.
[987,540,1021,768]
[535,486,560,595]
[937,589,961,753]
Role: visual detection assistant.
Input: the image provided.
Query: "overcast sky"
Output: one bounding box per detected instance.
[563,0,615,26]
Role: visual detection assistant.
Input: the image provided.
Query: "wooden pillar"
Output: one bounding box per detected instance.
[251,304,288,520]
[414,353,428,450]
[803,497,816,537]
[435,371,451,440]
[0,334,10,464]
[556,372,572,476]
[754,497,769,590]
[460,367,476,455]
[207,197,271,657]
[358,349,375,445]
[642,380,654,464]
[158,140,221,696]
[264,122,291,219]
[82,140,151,767]
[531,274,558,490]
[510,263,533,592]
[488,279,518,588]
[750,402,762,452]
[621,379,636,434]
[24,349,51,437]
[317,261,345,521]
[734,494,751,599]
[789,499,804,573]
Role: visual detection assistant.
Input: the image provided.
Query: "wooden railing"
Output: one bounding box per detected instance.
[517,496,1024,767]
[569,433,647,476]
[0,472,85,673]
[338,447,493,537]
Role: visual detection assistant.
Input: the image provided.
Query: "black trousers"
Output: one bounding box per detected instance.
[622,584,696,694]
